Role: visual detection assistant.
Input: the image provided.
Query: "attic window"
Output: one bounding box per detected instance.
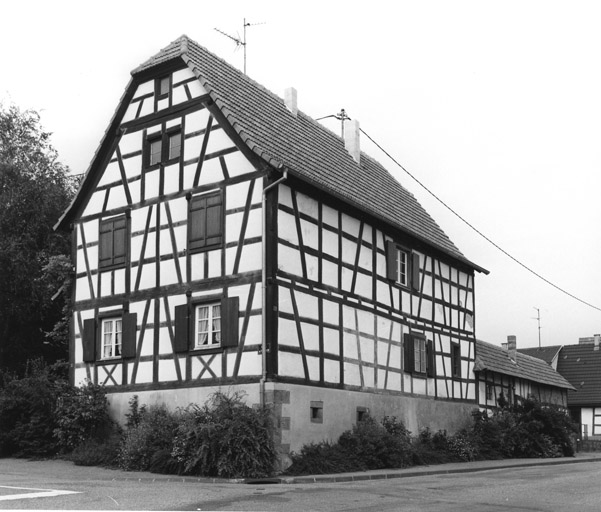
[158,77,170,98]
[144,127,182,168]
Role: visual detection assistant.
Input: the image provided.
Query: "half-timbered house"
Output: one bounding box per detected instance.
[56,35,489,459]
[474,337,573,413]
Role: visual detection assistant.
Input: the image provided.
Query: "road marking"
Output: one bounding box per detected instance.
[0,485,80,501]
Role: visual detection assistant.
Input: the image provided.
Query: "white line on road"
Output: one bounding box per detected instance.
[0,485,80,501]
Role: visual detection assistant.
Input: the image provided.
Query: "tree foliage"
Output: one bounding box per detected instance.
[0,104,76,373]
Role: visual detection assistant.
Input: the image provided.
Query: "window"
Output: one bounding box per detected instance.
[451,342,461,378]
[99,215,127,269]
[404,333,435,376]
[386,241,420,291]
[194,302,221,349]
[102,317,122,359]
[157,76,170,98]
[144,127,182,168]
[356,406,369,422]
[310,401,324,423]
[486,384,494,401]
[174,296,239,352]
[188,191,223,253]
[81,312,137,363]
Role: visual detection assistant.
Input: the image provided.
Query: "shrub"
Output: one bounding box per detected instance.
[0,359,67,457]
[70,432,121,467]
[412,428,455,465]
[286,441,356,475]
[172,391,276,478]
[118,399,180,472]
[54,380,114,452]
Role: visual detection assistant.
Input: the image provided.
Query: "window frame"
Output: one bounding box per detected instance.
[144,126,182,169]
[100,316,122,360]
[98,215,128,270]
[156,76,170,100]
[193,301,222,350]
[82,311,137,363]
[404,333,435,377]
[386,241,420,291]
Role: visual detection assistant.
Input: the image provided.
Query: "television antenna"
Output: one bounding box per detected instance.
[214,18,266,74]
[316,108,352,138]
[532,307,542,348]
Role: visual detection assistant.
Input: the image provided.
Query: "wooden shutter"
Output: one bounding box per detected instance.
[82,318,97,363]
[221,296,239,348]
[121,313,137,359]
[174,304,190,352]
[98,222,113,268]
[403,333,414,373]
[386,241,397,281]
[113,217,127,266]
[205,193,223,247]
[189,196,207,251]
[427,339,436,377]
[411,252,420,292]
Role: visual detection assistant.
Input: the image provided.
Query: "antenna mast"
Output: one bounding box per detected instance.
[214,18,265,74]
[533,307,542,348]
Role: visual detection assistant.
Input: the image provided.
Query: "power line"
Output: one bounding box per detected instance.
[357,126,601,313]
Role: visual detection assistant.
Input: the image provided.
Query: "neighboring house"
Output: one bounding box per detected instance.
[552,336,601,439]
[55,35,488,459]
[518,345,562,371]
[474,336,573,412]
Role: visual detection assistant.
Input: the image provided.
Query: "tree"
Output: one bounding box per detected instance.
[0,104,76,373]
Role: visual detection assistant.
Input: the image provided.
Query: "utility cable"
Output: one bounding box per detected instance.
[359,127,601,313]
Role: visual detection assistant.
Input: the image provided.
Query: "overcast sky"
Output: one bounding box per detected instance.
[2,0,600,349]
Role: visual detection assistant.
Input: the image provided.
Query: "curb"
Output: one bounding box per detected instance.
[262,455,601,485]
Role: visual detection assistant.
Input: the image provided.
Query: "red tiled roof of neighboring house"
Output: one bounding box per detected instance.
[556,344,601,406]
[517,346,562,366]
[57,35,486,274]
[474,340,574,390]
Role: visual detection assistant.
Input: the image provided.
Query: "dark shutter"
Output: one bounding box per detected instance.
[205,193,223,247]
[386,241,397,281]
[113,217,127,266]
[99,222,113,268]
[427,339,436,377]
[83,318,97,363]
[411,252,420,292]
[174,304,190,352]
[121,313,137,359]
[221,296,239,348]
[189,196,207,251]
[403,333,414,373]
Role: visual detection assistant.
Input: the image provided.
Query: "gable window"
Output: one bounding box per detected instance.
[451,342,461,378]
[157,76,170,98]
[144,127,182,168]
[174,296,239,353]
[195,302,221,349]
[404,333,435,377]
[386,241,420,291]
[82,312,137,363]
[188,191,223,253]
[102,317,122,359]
[99,215,127,269]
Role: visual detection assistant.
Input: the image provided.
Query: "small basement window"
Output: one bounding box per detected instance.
[356,406,369,422]
[310,401,323,423]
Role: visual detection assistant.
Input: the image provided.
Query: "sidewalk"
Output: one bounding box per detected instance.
[271,450,601,484]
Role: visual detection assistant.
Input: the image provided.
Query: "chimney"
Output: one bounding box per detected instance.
[507,335,517,362]
[595,334,600,351]
[344,119,360,164]
[284,87,298,117]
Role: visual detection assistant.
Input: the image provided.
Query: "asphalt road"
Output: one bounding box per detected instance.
[2,457,601,511]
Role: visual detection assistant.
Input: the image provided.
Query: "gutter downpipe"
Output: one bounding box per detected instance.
[260,168,288,406]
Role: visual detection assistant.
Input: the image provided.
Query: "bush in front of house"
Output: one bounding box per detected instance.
[0,359,68,458]
[171,391,276,478]
[54,379,117,457]
[285,397,578,476]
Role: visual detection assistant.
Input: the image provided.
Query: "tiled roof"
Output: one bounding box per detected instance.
[474,340,574,390]
[132,35,486,272]
[518,346,562,366]
[556,344,601,406]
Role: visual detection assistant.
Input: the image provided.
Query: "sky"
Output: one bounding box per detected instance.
[2,0,601,349]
